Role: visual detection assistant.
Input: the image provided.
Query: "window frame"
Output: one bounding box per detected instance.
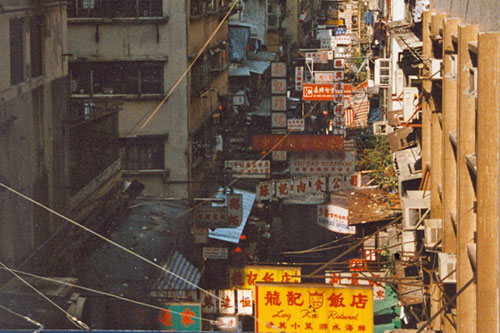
[68,0,163,18]
[10,17,24,85]
[120,136,166,171]
[70,61,164,96]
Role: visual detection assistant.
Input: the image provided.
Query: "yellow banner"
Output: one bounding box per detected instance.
[229,266,301,289]
[255,283,373,333]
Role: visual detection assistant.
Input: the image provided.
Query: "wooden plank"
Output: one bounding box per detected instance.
[476,32,500,333]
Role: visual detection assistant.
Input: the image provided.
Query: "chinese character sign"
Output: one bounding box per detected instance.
[272,112,287,128]
[295,66,304,91]
[314,71,335,84]
[219,289,236,314]
[201,290,218,314]
[226,194,243,227]
[287,118,305,131]
[272,79,287,94]
[255,284,373,333]
[303,84,335,101]
[272,95,287,111]
[158,303,201,331]
[237,289,254,315]
[195,206,227,228]
[271,62,287,77]
[256,181,274,201]
[225,160,270,179]
[317,204,356,234]
[289,151,356,176]
[229,266,301,289]
[326,271,387,301]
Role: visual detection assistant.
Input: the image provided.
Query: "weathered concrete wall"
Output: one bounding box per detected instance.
[238,0,267,43]
[433,0,500,31]
[282,0,299,46]
[68,1,189,199]
[0,3,69,266]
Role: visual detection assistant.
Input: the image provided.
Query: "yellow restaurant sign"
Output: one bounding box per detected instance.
[229,266,301,289]
[255,283,373,333]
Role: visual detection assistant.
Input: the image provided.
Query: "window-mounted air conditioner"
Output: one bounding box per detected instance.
[403,87,419,123]
[424,219,442,249]
[372,120,393,135]
[438,252,457,284]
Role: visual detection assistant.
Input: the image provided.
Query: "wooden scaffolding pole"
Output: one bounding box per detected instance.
[456,23,478,333]
[476,32,500,333]
[421,10,435,171]
[441,17,460,254]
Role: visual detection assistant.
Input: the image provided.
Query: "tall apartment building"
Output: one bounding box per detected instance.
[68,0,229,199]
[0,0,121,275]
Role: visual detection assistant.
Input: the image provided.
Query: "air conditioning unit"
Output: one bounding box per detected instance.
[438,252,457,284]
[402,194,430,230]
[401,231,416,261]
[430,58,442,80]
[372,120,393,135]
[395,68,404,97]
[403,87,419,122]
[469,67,478,97]
[375,58,391,87]
[443,54,458,80]
[424,219,442,249]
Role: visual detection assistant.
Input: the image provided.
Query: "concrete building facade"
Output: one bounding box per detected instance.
[68,0,230,199]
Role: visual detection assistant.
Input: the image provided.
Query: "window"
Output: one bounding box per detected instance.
[30,16,43,78]
[120,137,165,170]
[268,0,282,29]
[70,61,163,95]
[190,0,205,16]
[191,58,209,95]
[10,18,24,85]
[69,0,162,18]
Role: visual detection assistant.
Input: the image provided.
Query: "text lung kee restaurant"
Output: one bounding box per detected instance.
[255,283,373,333]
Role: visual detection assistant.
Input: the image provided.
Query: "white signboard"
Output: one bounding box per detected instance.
[287,118,305,131]
[328,174,346,192]
[333,104,344,117]
[305,51,333,64]
[256,181,274,201]
[271,95,287,111]
[203,247,229,259]
[295,66,304,91]
[316,29,332,39]
[237,289,253,315]
[271,112,287,128]
[320,39,336,50]
[271,62,287,77]
[333,35,352,45]
[317,204,356,234]
[271,78,287,94]
[275,179,293,198]
[334,93,345,104]
[226,194,243,227]
[196,206,227,228]
[333,58,345,69]
[326,271,387,300]
[219,289,236,314]
[332,70,345,81]
[225,160,271,179]
[215,316,238,330]
[289,151,356,176]
[314,71,334,84]
[333,82,344,93]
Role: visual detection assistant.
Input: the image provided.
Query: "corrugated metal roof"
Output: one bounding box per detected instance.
[153,251,201,290]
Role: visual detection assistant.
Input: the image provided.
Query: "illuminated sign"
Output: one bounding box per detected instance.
[229,266,301,290]
[255,283,373,333]
[158,303,201,331]
[303,83,335,100]
[252,135,344,152]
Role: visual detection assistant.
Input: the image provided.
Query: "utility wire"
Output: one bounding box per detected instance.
[0,267,214,324]
[0,302,44,331]
[130,0,239,135]
[0,261,89,330]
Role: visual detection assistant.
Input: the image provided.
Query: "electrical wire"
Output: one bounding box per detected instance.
[129,0,240,136]
[0,302,44,330]
[0,266,214,325]
[0,261,89,330]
